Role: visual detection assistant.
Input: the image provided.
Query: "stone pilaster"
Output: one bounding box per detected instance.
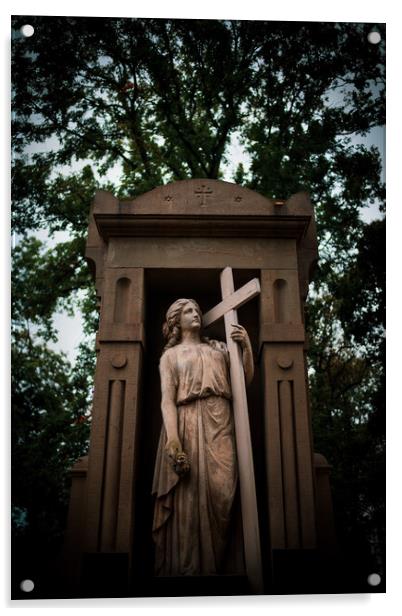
[259,268,317,551]
[84,268,145,557]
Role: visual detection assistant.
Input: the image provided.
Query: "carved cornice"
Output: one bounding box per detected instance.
[85,185,319,294]
[93,213,311,240]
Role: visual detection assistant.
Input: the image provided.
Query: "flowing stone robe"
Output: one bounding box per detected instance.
[152,341,238,576]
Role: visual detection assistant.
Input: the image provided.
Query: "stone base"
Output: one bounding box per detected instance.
[142,575,251,597]
[78,561,251,598]
[80,553,130,598]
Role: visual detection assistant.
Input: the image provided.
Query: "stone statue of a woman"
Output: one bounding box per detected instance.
[152,298,254,576]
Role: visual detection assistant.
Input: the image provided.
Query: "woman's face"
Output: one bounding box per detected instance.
[179,301,201,333]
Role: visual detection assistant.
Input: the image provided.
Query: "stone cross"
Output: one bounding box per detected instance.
[202,266,263,593]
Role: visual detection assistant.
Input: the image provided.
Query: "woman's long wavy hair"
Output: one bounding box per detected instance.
[161,298,212,355]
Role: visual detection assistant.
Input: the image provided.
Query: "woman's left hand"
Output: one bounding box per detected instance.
[230,324,250,349]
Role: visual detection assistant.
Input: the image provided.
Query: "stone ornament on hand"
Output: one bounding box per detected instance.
[165,438,190,477]
[172,451,190,477]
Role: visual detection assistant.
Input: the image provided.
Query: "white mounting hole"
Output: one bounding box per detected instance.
[20,579,34,592]
[367,31,381,45]
[367,573,381,586]
[20,24,35,38]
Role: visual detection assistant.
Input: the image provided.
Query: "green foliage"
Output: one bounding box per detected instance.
[11,17,385,575]
[11,332,91,542]
[306,216,385,571]
[12,236,93,340]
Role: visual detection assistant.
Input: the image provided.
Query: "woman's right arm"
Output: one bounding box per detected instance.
[160,353,181,459]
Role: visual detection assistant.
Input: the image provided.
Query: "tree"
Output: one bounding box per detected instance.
[11,16,385,587]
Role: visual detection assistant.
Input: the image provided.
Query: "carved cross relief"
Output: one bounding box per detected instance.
[194,184,213,206]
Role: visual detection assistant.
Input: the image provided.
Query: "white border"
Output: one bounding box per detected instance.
[3,1,400,614]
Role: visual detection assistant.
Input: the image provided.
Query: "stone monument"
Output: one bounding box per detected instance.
[63,179,336,597]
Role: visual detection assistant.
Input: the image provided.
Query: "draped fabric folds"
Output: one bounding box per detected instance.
[152,342,238,576]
